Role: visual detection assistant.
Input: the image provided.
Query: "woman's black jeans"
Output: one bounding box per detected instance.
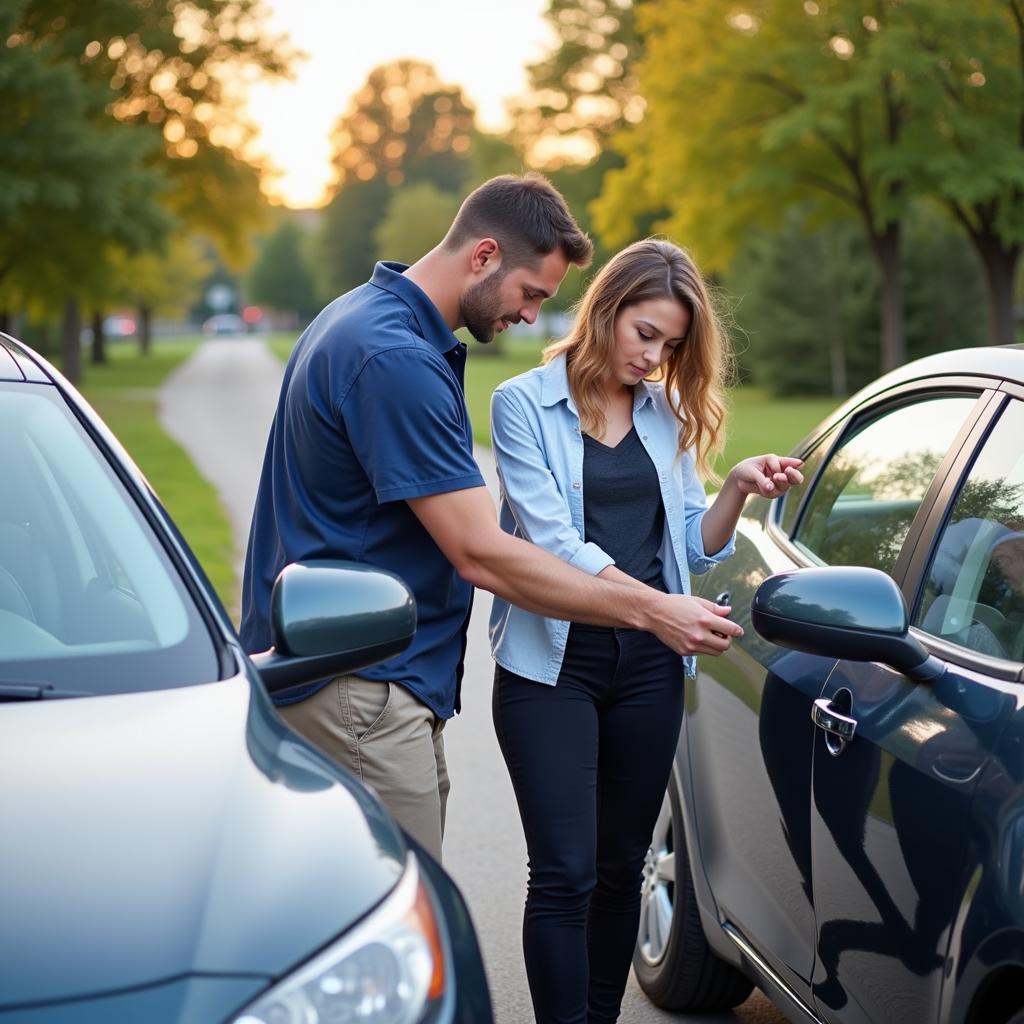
[493,623,685,1024]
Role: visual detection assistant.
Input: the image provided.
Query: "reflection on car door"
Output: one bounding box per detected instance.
[809,659,1010,1024]
[809,394,1024,1024]
[688,544,828,994]
[686,392,984,997]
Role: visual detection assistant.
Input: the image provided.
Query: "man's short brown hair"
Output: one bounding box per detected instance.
[443,173,593,269]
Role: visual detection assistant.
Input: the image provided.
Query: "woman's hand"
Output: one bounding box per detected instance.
[729,455,804,500]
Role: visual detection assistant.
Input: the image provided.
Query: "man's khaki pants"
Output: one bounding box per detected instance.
[279,675,449,861]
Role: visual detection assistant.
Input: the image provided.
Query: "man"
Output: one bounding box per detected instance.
[241,173,744,861]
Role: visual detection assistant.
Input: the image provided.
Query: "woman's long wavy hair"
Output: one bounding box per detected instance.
[543,238,733,483]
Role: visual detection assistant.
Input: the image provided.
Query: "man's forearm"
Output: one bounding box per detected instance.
[464,530,661,630]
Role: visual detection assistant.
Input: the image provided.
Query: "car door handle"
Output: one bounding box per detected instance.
[811,697,858,741]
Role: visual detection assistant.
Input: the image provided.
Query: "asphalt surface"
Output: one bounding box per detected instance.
[158,338,789,1024]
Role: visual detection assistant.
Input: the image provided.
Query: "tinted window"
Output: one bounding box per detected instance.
[779,436,831,535]
[0,384,220,694]
[914,400,1024,662]
[793,395,977,573]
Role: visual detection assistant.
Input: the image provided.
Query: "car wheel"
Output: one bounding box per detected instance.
[633,775,754,1011]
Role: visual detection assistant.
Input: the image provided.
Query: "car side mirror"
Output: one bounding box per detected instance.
[751,566,943,682]
[249,561,416,695]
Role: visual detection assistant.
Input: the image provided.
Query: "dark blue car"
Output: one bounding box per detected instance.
[0,335,493,1024]
[634,345,1024,1024]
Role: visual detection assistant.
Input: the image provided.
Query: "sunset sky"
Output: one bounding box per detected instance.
[243,0,556,208]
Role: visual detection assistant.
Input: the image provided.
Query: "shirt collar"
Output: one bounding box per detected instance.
[540,351,657,411]
[370,261,462,355]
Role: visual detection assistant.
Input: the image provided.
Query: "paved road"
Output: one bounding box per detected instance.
[158,339,788,1024]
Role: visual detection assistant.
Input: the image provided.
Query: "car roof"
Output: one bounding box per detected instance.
[0,333,52,384]
[875,343,1024,389]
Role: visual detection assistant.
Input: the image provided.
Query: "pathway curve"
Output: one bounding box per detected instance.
[157,338,785,1024]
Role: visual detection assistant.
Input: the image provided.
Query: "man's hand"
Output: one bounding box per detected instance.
[730,455,804,499]
[649,593,744,656]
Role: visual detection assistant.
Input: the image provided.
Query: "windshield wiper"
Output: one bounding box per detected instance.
[0,683,93,701]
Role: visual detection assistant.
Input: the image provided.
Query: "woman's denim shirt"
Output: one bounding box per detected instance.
[488,354,736,685]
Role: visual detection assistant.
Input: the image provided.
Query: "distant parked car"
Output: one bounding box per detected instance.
[636,345,1024,1024]
[203,312,246,336]
[0,333,493,1023]
[102,314,137,338]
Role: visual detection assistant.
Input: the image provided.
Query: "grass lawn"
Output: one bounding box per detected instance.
[465,342,839,474]
[267,333,299,364]
[65,340,237,611]
[269,334,840,473]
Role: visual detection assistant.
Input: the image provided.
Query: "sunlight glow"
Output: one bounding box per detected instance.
[242,0,556,208]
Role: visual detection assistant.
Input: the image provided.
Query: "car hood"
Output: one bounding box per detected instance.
[0,674,406,1010]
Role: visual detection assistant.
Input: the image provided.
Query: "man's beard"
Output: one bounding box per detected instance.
[460,270,517,344]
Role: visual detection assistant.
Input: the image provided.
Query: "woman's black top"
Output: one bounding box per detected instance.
[582,425,666,591]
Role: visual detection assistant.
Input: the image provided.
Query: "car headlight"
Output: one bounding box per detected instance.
[233,856,446,1024]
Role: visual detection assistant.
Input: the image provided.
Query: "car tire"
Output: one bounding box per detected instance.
[633,773,754,1011]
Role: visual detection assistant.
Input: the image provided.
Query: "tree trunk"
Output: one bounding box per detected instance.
[91,311,107,365]
[0,310,9,336]
[138,305,152,355]
[37,321,52,358]
[822,234,848,397]
[871,224,906,371]
[972,235,1021,344]
[61,299,82,384]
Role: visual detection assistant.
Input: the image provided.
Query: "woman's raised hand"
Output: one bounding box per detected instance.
[729,455,804,499]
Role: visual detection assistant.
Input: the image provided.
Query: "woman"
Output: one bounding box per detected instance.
[488,238,802,1024]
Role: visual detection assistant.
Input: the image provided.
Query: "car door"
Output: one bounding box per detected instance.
[807,391,1024,1024]
[686,387,986,998]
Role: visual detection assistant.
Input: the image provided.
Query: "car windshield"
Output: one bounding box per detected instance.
[0,383,221,695]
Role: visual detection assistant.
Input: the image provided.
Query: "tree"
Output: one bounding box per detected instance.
[595,1,923,372]
[315,175,392,300]
[727,205,988,396]
[374,184,461,266]
[0,3,172,381]
[511,0,642,167]
[328,60,475,194]
[318,60,479,300]
[15,0,296,266]
[114,236,213,353]
[900,1,1024,342]
[249,217,319,322]
[3,0,296,377]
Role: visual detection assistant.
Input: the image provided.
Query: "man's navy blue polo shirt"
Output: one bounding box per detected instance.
[240,261,485,718]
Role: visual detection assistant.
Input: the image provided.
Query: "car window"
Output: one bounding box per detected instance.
[778,436,831,535]
[0,384,221,694]
[791,395,977,574]
[913,399,1024,663]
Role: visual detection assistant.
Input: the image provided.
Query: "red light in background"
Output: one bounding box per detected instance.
[242,305,263,324]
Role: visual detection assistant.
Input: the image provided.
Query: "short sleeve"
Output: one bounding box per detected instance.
[340,346,484,502]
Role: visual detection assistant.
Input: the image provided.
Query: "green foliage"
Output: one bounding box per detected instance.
[317,59,485,300]
[0,10,171,309]
[374,184,461,266]
[112,235,213,318]
[1,0,295,342]
[329,59,475,194]
[728,206,988,396]
[512,0,641,165]
[315,175,392,300]
[248,216,319,320]
[15,0,295,266]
